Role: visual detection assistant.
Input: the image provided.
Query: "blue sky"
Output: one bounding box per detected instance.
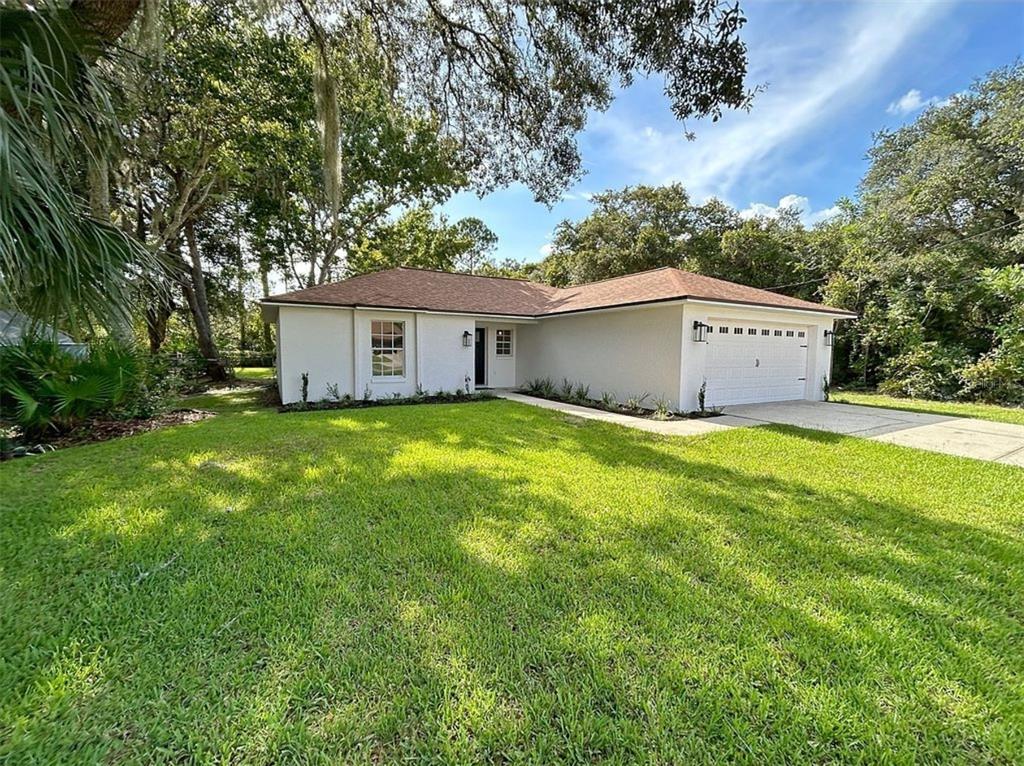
[441,0,1023,265]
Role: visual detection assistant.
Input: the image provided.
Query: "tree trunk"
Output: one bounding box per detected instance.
[183,221,228,381]
[260,259,274,352]
[236,242,247,356]
[145,286,173,354]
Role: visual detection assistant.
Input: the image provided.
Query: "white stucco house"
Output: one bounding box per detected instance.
[261,266,856,410]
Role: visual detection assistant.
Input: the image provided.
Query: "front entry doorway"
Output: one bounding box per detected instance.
[474,328,486,385]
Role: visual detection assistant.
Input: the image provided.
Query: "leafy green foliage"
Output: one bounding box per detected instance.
[288,1,752,204]
[822,65,1023,399]
[0,6,158,329]
[348,208,497,276]
[0,338,176,437]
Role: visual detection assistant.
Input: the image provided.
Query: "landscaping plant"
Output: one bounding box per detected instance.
[0,338,174,438]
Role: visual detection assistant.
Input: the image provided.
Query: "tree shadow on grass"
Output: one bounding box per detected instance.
[2,401,1022,762]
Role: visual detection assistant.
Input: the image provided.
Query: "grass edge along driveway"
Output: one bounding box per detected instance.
[2,399,1022,763]
[832,389,1024,426]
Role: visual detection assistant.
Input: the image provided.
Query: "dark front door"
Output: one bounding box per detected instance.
[474,328,486,385]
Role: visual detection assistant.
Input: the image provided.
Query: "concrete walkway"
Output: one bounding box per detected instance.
[497,392,1024,466]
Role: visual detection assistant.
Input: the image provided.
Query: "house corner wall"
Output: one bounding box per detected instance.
[277,306,354,404]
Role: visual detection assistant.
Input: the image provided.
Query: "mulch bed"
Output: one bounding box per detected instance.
[3,409,215,459]
[517,391,723,421]
[279,392,495,414]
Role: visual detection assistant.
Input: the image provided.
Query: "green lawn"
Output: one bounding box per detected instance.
[234,366,275,382]
[2,396,1022,763]
[833,390,1024,425]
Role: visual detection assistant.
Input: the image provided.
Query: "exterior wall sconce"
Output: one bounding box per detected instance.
[692,320,711,343]
[462,330,472,347]
[823,329,835,347]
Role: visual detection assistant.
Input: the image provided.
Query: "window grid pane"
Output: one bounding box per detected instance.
[371,320,405,377]
[496,329,513,356]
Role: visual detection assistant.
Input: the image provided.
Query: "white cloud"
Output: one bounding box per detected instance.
[887,88,936,115]
[588,0,950,201]
[739,194,841,226]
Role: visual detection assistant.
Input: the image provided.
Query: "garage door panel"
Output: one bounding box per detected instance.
[704,320,808,406]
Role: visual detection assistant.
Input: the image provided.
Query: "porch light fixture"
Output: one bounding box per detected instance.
[462,330,472,347]
[823,329,835,347]
[692,320,711,343]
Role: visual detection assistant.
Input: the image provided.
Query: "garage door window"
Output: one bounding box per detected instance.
[371,320,405,378]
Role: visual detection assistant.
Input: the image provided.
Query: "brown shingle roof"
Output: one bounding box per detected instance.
[264,267,855,317]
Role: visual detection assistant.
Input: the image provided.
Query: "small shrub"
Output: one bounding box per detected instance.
[559,377,574,400]
[821,376,830,402]
[325,382,341,401]
[958,347,1024,404]
[0,338,179,438]
[300,372,310,403]
[697,379,707,413]
[538,378,556,398]
[523,377,552,396]
[571,383,590,403]
[600,391,618,410]
[363,383,372,401]
[879,343,969,400]
[651,396,673,420]
[624,392,649,412]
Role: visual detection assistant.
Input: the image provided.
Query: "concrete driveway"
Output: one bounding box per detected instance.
[721,400,1024,466]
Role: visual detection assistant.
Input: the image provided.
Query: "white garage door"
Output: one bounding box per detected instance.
[704,321,809,406]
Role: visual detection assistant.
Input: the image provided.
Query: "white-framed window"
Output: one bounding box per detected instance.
[495,328,513,356]
[371,320,405,378]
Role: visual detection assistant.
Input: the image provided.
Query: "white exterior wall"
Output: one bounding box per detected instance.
[679,303,835,411]
[476,322,518,388]
[275,300,838,409]
[277,306,354,403]
[517,304,684,409]
[277,306,479,403]
[418,314,476,394]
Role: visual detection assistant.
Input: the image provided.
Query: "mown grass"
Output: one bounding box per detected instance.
[179,385,269,414]
[234,366,275,382]
[2,397,1022,763]
[833,390,1024,425]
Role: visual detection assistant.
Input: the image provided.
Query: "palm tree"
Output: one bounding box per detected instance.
[0,0,157,332]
